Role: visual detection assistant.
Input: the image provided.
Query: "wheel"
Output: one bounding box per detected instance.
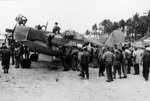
[30,54,38,61]
[21,59,31,68]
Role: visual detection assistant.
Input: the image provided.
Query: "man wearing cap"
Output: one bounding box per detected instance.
[142,46,150,81]
[122,46,129,78]
[125,47,132,74]
[133,48,141,75]
[15,14,27,26]
[80,47,90,79]
[52,22,61,35]
[113,49,122,79]
[98,47,105,77]
[0,45,12,73]
[102,47,115,82]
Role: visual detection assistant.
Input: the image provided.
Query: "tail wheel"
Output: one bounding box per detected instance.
[21,59,31,68]
[30,54,39,61]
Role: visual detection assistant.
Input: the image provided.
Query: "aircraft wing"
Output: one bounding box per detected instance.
[83,36,105,47]
[21,40,62,56]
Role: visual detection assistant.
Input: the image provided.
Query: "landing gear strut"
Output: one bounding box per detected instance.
[30,54,39,61]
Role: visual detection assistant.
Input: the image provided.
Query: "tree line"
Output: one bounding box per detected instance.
[85,10,150,41]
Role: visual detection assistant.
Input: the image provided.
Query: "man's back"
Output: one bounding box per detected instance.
[80,51,90,65]
[115,52,122,61]
[1,48,12,59]
[103,51,114,62]
[133,50,142,64]
[143,51,150,64]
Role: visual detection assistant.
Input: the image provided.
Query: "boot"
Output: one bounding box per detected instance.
[102,73,105,76]
[99,73,101,77]
[6,69,8,74]
[122,76,127,78]
[4,69,7,74]
[119,75,122,79]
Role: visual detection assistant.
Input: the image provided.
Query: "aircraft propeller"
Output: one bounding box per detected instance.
[5,24,17,39]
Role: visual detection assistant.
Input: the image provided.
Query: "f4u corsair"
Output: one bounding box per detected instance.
[6,25,105,68]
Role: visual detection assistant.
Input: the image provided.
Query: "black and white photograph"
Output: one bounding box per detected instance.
[0,0,150,101]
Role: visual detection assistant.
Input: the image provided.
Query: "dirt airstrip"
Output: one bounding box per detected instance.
[0,54,150,101]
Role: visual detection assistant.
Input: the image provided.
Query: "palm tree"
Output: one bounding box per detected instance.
[111,22,119,31]
[144,10,150,36]
[85,30,90,35]
[100,19,113,34]
[126,18,134,38]
[119,19,126,32]
[137,15,147,37]
[98,25,104,33]
[133,12,140,40]
[92,23,98,35]
[126,15,148,39]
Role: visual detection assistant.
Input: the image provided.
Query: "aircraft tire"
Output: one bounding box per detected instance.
[30,54,39,61]
[21,59,31,68]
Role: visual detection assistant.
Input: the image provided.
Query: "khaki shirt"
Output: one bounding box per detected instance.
[102,51,114,62]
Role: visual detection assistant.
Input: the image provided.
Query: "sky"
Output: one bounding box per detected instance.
[0,0,150,34]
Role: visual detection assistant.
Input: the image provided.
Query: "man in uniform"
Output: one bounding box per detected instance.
[9,43,15,65]
[113,49,122,79]
[98,47,105,77]
[15,14,28,26]
[14,44,21,68]
[80,47,90,79]
[0,45,12,73]
[133,48,140,75]
[52,22,61,35]
[122,46,129,78]
[142,46,150,81]
[102,47,115,82]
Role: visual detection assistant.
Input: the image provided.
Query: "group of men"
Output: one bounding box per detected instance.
[93,43,150,82]
[0,42,30,73]
[61,45,91,79]
[0,39,150,82]
[2,14,149,82]
[99,46,130,82]
[15,14,61,35]
[62,42,150,82]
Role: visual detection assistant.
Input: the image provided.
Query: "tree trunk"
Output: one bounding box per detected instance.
[147,26,150,37]
[134,29,137,41]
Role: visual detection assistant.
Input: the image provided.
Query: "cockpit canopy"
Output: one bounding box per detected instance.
[62,30,83,41]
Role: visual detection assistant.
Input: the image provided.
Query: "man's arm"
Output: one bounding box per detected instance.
[102,52,106,60]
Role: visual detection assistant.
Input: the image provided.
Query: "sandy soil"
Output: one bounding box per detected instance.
[0,53,150,101]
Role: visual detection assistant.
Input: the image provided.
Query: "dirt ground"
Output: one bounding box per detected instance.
[0,54,150,101]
